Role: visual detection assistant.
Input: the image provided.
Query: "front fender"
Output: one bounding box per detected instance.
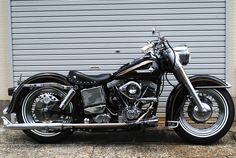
[165,75,230,126]
[6,72,69,113]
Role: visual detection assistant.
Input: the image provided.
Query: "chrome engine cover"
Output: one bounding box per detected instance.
[94,114,111,123]
[119,81,142,100]
[122,106,141,120]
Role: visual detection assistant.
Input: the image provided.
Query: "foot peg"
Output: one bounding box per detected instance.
[167,121,179,128]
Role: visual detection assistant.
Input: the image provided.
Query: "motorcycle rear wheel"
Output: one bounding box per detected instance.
[174,88,234,144]
[17,87,74,143]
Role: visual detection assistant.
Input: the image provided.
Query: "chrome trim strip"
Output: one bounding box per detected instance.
[1,116,158,130]
[135,69,154,73]
[136,97,158,102]
[116,60,154,76]
[195,83,231,89]
[24,82,73,90]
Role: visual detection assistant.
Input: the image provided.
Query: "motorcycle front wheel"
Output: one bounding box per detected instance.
[17,87,74,143]
[174,88,234,144]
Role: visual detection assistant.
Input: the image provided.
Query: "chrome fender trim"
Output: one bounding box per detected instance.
[24,82,73,90]
[195,83,231,89]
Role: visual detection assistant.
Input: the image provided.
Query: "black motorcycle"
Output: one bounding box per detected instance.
[2,29,235,144]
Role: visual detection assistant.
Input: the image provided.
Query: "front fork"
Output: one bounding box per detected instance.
[166,48,205,112]
[174,63,205,112]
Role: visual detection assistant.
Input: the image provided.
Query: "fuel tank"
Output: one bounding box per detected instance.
[113,57,160,80]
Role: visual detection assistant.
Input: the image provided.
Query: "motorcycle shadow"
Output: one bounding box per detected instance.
[64,128,185,145]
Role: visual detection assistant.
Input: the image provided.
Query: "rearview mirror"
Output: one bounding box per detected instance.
[152,27,161,40]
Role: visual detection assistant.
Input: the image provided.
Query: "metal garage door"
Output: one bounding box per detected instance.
[10,0,226,114]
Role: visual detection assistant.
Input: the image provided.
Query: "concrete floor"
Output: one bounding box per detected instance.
[0,123,235,158]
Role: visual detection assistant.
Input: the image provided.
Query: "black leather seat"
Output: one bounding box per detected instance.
[68,70,111,85]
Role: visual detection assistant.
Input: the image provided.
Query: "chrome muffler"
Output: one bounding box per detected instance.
[1,116,158,130]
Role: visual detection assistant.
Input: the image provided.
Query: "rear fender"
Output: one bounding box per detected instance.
[165,75,230,126]
[6,73,69,113]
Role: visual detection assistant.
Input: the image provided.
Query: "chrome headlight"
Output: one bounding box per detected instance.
[173,46,190,65]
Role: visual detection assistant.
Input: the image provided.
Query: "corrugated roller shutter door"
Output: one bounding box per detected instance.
[10,0,226,115]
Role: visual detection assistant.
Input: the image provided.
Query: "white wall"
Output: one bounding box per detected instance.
[0,0,10,100]
[228,0,236,98]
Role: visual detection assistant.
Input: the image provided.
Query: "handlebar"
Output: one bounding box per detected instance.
[141,42,155,52]
[141,36,166,53]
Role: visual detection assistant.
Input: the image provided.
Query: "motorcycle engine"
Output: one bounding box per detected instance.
[108,80,157,122]
[80,80,157,123]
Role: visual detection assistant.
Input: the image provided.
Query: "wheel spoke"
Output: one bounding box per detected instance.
[22,87,73,137]
[179,89,228,138]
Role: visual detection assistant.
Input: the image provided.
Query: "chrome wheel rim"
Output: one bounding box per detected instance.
[179,89,229,138]
[22,88,73,137]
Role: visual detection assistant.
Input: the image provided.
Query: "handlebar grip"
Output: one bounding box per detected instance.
[141,42,154,52]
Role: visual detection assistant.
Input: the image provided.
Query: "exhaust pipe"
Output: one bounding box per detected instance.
[1,116,158,130]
